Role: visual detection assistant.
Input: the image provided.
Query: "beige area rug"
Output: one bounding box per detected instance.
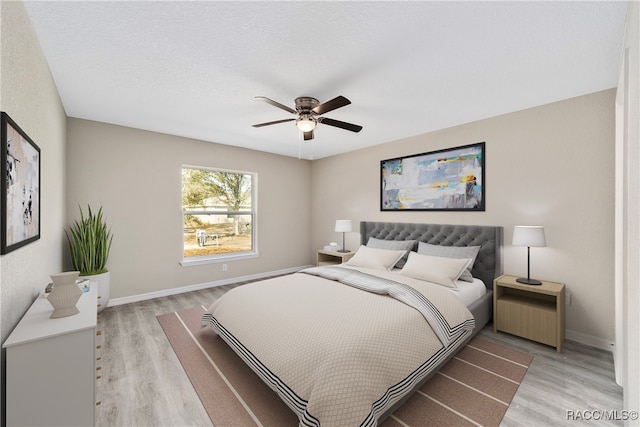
[158,306,533,427]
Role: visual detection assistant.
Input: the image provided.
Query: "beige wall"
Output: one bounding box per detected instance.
[0,1,68,416]
[311,89,616,345]
[66,118,312,300]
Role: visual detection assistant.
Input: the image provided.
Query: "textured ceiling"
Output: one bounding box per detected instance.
[23,1,627,160]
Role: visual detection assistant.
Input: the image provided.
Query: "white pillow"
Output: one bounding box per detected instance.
[344,245,407,271]
[400,252,471,288]
[417,242,480,282]
[366,237,416,268]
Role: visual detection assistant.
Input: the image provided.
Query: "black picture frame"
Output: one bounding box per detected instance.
[381,142,485,211]
[1,112,41,254]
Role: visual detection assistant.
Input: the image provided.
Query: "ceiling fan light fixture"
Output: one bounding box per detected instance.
[254,95,361,137]
[296,116,316,132]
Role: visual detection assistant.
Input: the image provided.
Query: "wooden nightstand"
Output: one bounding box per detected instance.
[316,249,355,266]
[493,274,565,352]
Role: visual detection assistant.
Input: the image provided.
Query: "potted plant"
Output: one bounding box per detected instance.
[65,205,113,312]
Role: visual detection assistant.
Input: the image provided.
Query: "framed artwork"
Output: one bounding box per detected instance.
[1,112,41,254]
[381,142,485,211]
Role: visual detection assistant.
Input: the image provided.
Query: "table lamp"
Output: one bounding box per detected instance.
[512,225,546,285]
[334,220,352,253]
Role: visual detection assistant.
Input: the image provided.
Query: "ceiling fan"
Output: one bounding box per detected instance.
[252,95,363,140]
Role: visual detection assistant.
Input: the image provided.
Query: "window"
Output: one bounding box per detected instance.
[181,166,256,265]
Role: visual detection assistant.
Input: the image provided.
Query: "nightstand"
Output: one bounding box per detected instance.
[493,274,565,352]
[316,249,355,266]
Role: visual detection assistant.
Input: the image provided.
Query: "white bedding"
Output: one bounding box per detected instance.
[202,265,475,427]
[451,278,487,306]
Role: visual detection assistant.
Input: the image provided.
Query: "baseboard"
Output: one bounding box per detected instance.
[566,329,615,353]
[108,265,312,307]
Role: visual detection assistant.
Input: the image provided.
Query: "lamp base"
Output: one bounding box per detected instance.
[337,249,349,253]
[516,277,542,285]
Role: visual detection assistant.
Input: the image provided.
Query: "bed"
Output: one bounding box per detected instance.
[201,221,503,426]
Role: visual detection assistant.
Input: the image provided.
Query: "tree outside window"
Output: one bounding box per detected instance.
[182,167,255,261]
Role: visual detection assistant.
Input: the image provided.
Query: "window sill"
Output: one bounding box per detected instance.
[180,251,259,267]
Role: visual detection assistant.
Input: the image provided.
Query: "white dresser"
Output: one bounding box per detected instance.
[3,283,100,427]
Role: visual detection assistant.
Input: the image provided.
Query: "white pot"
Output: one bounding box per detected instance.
[82,271,110,312]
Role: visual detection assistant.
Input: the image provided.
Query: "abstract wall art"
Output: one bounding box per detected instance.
[1,112,41,254]
[381,142,485,211]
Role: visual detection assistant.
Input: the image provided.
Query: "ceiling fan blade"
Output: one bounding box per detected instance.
[252,118,295,128]
[318,117,363,133]
[255,96,296,114]
[312,96,351,115]
[303,130,314,141]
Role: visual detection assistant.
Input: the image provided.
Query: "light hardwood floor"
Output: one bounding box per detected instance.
[96,282,623,427]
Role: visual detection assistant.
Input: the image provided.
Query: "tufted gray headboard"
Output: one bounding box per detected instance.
[360,221,503,290]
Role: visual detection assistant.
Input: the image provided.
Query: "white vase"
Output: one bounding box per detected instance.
[48,271,82,318]
[82,271,110,312]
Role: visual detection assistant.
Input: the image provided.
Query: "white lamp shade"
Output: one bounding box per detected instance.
[512,226,546,247]
[335,220,352,233]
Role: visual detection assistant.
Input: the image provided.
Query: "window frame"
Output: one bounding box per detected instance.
[180,165,258,267]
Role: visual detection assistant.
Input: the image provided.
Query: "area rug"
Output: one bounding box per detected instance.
[157,306,533,427]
